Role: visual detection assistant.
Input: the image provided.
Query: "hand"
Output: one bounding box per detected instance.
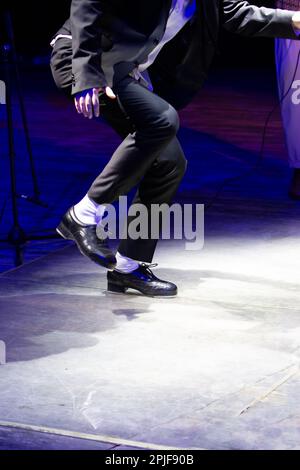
[74,86,116,119]
[292,11,300,34]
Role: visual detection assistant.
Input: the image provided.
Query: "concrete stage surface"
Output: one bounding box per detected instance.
[1,218,300,450]
[1,67,300,450]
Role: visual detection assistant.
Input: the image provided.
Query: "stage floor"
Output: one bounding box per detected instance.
[1,218,300,449]
[1,64,300,450]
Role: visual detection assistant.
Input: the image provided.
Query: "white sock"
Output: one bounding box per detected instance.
[73,194,106,226]
[115,251,139,274]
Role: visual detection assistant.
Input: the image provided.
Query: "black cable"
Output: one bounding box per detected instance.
[206,45,300,210]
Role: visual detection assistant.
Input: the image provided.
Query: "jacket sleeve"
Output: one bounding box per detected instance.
[71,0,107,95]
[222,1,299,39]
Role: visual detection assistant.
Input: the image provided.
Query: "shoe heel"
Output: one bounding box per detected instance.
[107,281,126,294]
[56,222,72,240]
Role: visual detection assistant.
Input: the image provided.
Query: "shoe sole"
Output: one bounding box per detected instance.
[57,222,116,271]
[106,290,177,298]
[107,281,177,298]
[56,223,73,241]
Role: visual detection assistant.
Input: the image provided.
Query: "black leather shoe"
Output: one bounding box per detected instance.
[56,207,116,270]
[289,169,300,200]
[107,263,177,297]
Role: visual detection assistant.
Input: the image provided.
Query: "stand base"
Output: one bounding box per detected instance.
[0,227,61,268]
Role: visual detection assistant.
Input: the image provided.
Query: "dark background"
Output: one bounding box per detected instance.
[0,1,276,68]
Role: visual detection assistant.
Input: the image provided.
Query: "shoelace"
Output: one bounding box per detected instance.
[139,262,158,275]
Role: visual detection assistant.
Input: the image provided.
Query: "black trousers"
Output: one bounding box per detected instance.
[50,38,187,262]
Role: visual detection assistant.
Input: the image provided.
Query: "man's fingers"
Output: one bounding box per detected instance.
[75,93,92,118]
[92,89,100,117]
[105,86,117,99]
[79,96,86,116]
[85,93,92,119]
[74,98,81,114]
[74,87,107,118]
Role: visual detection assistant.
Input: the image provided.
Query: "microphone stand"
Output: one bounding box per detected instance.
[0,9,59,267]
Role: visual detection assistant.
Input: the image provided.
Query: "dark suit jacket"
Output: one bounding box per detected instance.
[54,0,298,108]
